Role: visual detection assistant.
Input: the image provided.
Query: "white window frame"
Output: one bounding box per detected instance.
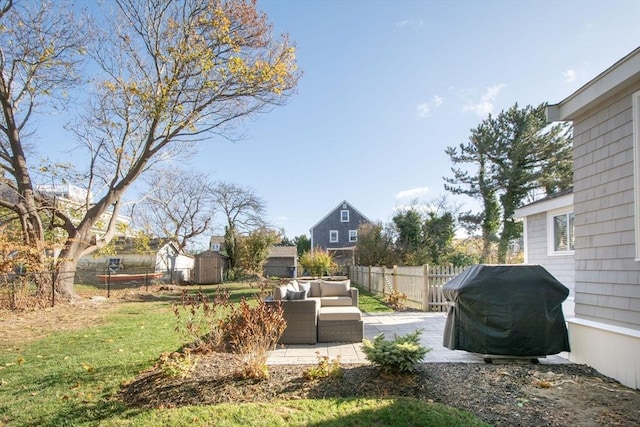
[633,90,640,261]
[340,209,349,222]
[547,207,575,256]
[329,230,339,243]
[349,230,357,242]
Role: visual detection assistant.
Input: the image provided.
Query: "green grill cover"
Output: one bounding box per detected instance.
[442,264,570,356]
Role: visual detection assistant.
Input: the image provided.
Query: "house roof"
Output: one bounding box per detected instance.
[547,46,640,122]
[268,246,297,258]
[514,187,573,219]
[309,200,373,232]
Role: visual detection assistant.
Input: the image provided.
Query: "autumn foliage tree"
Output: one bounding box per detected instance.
[1,0,300,297]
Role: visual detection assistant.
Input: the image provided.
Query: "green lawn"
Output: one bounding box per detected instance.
[0,282,486,427]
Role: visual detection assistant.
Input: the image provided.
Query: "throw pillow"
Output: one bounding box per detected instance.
[286,281,299,293]
[298,281,311,294]
[309,280,321,297]
[286,289,307,300]
[320,280,350,297]
[273,285,289,300]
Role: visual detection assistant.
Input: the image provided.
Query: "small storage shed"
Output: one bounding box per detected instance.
[442,264,570,357]
[264,246,297,278]
[193,250,227,284]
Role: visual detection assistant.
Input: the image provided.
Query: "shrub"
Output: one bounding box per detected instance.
[156,349,198,378]
[173,285,286,380]
[221,297,286,379]
[173,288,231,351]
[385,289,408,311]
[303,352,343,380]
[299,248,336,277]
[362,329,430,373]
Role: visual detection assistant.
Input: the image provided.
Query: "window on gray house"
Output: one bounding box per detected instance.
[341,210,349,222]
[330,230,339,243]
[349,230,357,242]
[553,212,574,252]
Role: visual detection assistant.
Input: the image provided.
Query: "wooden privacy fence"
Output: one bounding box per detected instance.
[349,265,465,311]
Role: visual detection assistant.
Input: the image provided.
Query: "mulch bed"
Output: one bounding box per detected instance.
[120,352,640,426]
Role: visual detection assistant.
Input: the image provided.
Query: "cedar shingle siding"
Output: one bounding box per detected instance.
[310,201,372,265]
[571,81,640,329]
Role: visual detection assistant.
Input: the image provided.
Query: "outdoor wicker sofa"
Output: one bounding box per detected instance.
[266,279,363,344]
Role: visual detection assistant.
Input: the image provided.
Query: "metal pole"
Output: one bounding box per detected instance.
[107,269,111,298]
[51,270,56,308]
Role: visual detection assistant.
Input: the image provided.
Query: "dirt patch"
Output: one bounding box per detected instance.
[121,353,640,426]
[0,286,171,348]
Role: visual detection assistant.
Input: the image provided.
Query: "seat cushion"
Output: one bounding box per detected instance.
[318,306,362,321]
[321,296,353,307]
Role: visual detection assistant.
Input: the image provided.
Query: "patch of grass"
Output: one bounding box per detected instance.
[0,299,181,426]
[102,398,489,426]
[356,286,394,313]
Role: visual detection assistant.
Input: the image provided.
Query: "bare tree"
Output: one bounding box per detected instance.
[212,181,267,275]
[2,0,300,297]
[130,167,215,251]
[0,1,87,267]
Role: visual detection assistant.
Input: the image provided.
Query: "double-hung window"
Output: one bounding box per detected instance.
[349,230,357,242]
[341,210,349,222]
[329,230,339,243]
[548,209,574,255]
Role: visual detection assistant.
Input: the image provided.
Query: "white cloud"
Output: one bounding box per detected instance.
[396,19,424,28]
[416,103,430,118]
[395,186,429,200]
[463,83,506,117]
[562,69,577,83]
[416,95,443,118]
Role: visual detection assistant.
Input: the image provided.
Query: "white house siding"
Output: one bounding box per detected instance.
[524,212,575,315]
[572,81,640,331]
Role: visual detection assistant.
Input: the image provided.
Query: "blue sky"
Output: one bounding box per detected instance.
[197,0,640,239]
[36,1,640,242]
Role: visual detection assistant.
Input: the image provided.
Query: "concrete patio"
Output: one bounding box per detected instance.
[267,312,570,365]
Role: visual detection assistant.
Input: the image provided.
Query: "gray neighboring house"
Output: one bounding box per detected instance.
[514,187,575,316]
[310,200,372,266]
[545,46,640,389]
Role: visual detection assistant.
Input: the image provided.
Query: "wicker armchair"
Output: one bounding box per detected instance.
[267,298,321,344]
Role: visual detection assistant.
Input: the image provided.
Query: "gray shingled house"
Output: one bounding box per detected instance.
[310,200,372,267]
[544,46,640,389]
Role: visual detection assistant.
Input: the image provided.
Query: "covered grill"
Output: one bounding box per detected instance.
[442,264,570,357]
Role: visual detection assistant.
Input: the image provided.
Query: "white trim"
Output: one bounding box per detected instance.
[349,229,357,242]
[329,230,338,243]
[547,47,640,122]
[547,207,575,256]
[568,317,640,340]
[341,209,350,222]
[514,193,573,218]
[521,217,529,264]
[634,90,640,261]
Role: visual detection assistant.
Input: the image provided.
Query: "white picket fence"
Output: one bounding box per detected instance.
[349,265,466,311]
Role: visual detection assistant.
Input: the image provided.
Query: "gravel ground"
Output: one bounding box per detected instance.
[120,352,640,427]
